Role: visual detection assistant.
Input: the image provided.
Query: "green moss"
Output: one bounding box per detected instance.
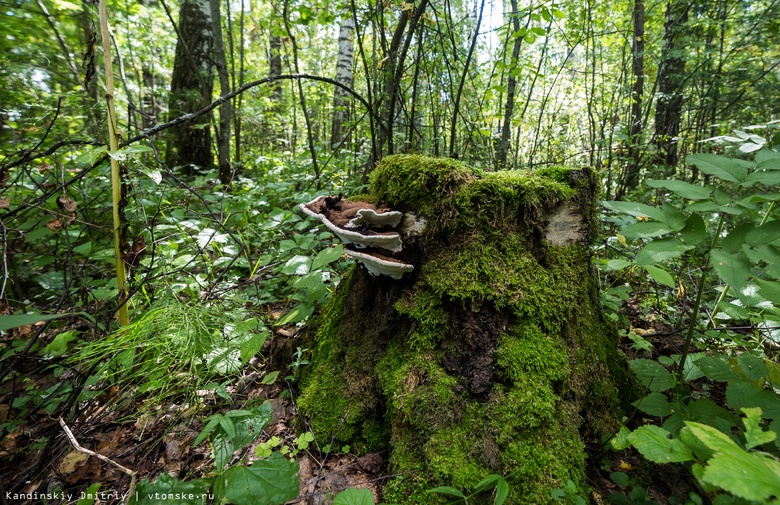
[495,324,569,384]
[393,289,449,351]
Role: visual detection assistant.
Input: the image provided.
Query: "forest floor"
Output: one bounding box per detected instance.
[0,302,699,505]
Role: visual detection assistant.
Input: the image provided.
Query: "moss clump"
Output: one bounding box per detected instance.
[297,155,629,503]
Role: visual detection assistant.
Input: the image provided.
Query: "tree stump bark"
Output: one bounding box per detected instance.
[296,155,634,504]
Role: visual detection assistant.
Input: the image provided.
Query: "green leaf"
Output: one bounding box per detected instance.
[474,474,501,493]
[635,238,693,266]
[686,422,780,502]
[687,398,738,428]
[0,313,76,331]
[213,453,300,505]
[262,371,280,385]
[742,407,776,450]
[642,265,676,288]
[645,179,712,200]
[427,486,467,500]
[131,474,212,505]
[605,259,632,270]
[77,483,101,505]
[726,382,780,419]
[45,330,78,357]
[240,331,268,364]
[633,392,673,417]
[312,244,344,270]
[282,255,311,275]
[742,170,780,187]
[610,472,630,487]
[687,153,748,183]
[627,425,694,463]
[710,249,750,289]
[602,201,667,222]
[629,359,676,392]
[695,356,742,382]
[736,353,768,382]
[333,487,375,505]
[495,478,510,505]
[680,213,706,245]
[746,220,780,246]
[662,203,688,231]
[721,223,753,254]
[686,201,742,215]
[611,425,632,451]
[621,221,672,238]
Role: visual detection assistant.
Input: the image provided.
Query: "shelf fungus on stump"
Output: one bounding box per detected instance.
[300,195,414,278]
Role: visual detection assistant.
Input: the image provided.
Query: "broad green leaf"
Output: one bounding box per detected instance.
[635,238,693,266]
[629,359,676,392]
[602,201,667,222]
[627,425,694,463]
[642,265,676,288]
[686,201,742,215]
[74,145,107,166]
[710,249,750,289]
[610,472,630,487]
[621,221,672,239]
[312,244,344,270]
[131,473,212,505]
[687,398,738,428]
[736,353,768,381]
[45,330,78,357]
[742,170,780,187]
[662,203,687,231]
[721,223,754,254]
[474,474,501,493]
[726,382,780,419]
[695,356,742,382]
[746,220,780,246]
[605,259,632,270]
[282,255,311,275]
[611,425,632,451]
[427,486,467,499]
[240,331,268,364]
[0,313,76,331]
[687,422,780,502]
[262,371,280,385]
[495,478,510,505]
[77,484,102,505]
[214,453,300,505]
[633,392,673,417]
[755,148,780,166]
[687,153,748,183]
[333,487,375,505]
[645,179,712,200]
[680,213,706,245]
[742,407,776,450]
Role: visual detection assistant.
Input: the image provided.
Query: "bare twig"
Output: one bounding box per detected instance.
[58,417,137,504]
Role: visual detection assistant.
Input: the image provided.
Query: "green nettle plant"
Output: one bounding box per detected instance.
[601,123,780,505]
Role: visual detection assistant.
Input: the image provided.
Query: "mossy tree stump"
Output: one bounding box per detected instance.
[296,155,633,503]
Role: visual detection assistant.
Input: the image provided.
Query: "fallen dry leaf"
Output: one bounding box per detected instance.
[58,450,89,474]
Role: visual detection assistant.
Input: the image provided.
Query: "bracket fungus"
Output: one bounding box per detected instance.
[300,196,414,278]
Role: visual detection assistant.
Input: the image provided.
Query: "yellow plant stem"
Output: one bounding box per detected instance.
[99,0,128,326]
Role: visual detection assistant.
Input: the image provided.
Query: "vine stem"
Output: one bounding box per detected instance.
[99,0,128,326]
[677,213,725,384]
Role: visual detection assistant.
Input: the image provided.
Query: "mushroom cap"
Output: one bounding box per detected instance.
[344,247,414,279]
[300,196,404,253]
[347,208,403,229]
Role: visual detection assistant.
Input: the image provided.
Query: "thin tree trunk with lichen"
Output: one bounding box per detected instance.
[293,155,635,504]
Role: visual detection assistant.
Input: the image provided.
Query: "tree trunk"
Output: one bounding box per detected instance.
[495,0,526,169]
[654,0,689,168]
[295,155,634,503]
[331,9,355,150]
[166,0,214,174]
[210,0,232,185]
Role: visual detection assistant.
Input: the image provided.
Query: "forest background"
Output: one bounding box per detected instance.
[1,0,779,503]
